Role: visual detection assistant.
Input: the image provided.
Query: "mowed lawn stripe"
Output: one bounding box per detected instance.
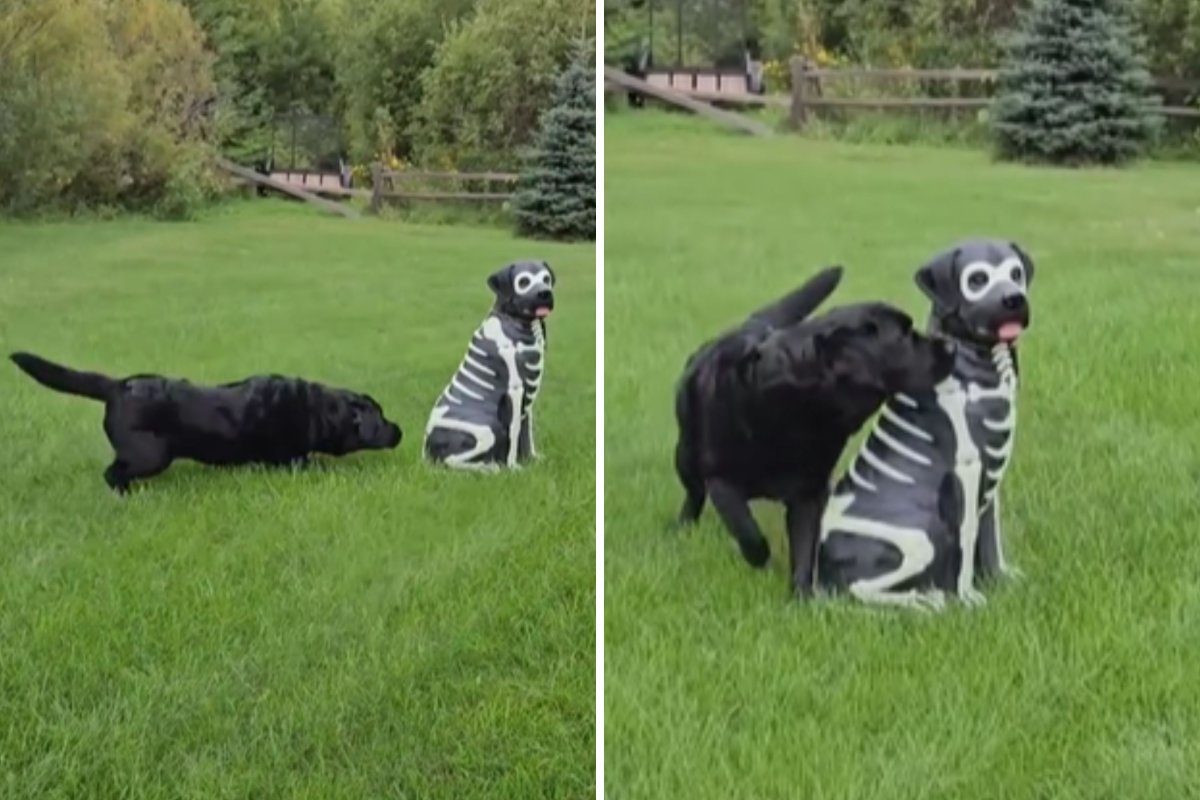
[604,112,1200,800]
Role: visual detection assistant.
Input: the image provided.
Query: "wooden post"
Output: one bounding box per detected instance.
[369,162,383,214]
[789,57,808,130]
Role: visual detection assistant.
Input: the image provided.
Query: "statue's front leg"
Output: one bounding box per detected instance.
[518,408,538,462]
[977,494,1022,581]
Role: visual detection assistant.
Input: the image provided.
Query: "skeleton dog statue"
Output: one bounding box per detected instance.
[817,239,1034,610]
[424,260,554,470]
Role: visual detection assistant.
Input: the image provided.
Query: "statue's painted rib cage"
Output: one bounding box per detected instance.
[819,342,1018,604]
[425,313,546,468]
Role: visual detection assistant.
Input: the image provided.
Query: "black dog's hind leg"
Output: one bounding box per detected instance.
[707,478,770,567]
[674,440,706,526]
[786,488,828,598]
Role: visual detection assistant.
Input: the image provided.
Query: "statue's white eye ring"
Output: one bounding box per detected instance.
[514,274,535,294]
[535,269,553,289]
[1010,265,1024,285]
[960,263,993,301]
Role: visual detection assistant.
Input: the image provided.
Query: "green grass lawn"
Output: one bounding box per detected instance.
[603,111,1200,799]
[0,201,595,799]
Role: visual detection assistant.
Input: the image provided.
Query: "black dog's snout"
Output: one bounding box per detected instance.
[1001,292,1027,311]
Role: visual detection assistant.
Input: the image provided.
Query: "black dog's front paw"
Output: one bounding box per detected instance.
[103,466,131,496]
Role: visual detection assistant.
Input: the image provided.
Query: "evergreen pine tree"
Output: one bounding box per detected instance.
[992,0,1159,165]
[513,49,596,241]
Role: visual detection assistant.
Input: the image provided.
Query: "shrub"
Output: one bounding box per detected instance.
[0,0,216,215]
[992,0,1159,165]
[336,0,478,162]
[513,52,596,241]
[412,0,595,170]
[182,0,342,163]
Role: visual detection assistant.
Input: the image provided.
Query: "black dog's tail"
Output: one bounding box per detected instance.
[748,265,843,329]
[9,352,116,401]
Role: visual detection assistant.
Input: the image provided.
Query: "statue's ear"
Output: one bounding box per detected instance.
[487,264,513,295]
[1010,241,1034,286]
[914,246,962,308]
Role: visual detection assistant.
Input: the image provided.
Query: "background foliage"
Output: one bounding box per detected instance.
[413,0,595,170]
[1,0,595,216]
[0,0,217,217]
[605,0,1200,77]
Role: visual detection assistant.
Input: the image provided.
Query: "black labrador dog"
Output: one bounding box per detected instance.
[673,267,957,596]
[10,352,402,492]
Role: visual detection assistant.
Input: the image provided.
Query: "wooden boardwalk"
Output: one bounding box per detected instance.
[604,67,775,137]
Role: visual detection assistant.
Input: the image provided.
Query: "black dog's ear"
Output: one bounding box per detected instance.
[1010,241,1035,286]
[487,264,514,295]
[914,246,961,307]
[875,305,913,335]
[734,340,763,382]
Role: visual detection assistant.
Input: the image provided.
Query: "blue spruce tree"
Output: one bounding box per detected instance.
[514,51,596,241]
[992,0,1159,165]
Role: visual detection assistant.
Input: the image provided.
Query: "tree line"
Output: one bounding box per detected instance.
[606,0,1200,79]
[0,0,595,216]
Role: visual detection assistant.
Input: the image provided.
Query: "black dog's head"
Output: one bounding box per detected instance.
[487,260,556,321]
[915,239,1034,346]
[804,303,958,397]
[324,390,402,454]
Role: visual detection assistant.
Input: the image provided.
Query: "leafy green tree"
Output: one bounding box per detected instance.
[412,0,595,170]
[1134,0,1200,77]
[513,51,596,241]
[181,0,341,162]
[993,0,1159,165]
[336,0,477,162]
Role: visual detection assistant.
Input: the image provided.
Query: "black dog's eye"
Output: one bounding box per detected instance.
[862,321,878,336]
[967,272,988,291]
[1010,265,1024,283]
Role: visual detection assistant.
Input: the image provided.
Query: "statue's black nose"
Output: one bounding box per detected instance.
[1001,292,1027,311]
[537,290,552,302]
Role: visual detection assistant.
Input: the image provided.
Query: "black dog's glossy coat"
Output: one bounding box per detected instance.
[10,352,402,492]
[673,268,956,596]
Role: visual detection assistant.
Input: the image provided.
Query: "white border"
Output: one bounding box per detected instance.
[593,0,606,793]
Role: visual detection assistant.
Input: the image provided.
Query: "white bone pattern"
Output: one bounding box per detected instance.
[975,344,1016,509]
[424,315,546,469]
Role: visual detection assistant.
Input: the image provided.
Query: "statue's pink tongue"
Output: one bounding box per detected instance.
[535,307,552,318]
[998,322,1023,342]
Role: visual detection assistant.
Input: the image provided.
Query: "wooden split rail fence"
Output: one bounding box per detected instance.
[624,60,1200,127]
[787,61,1200,128]
[369,165,520,213]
